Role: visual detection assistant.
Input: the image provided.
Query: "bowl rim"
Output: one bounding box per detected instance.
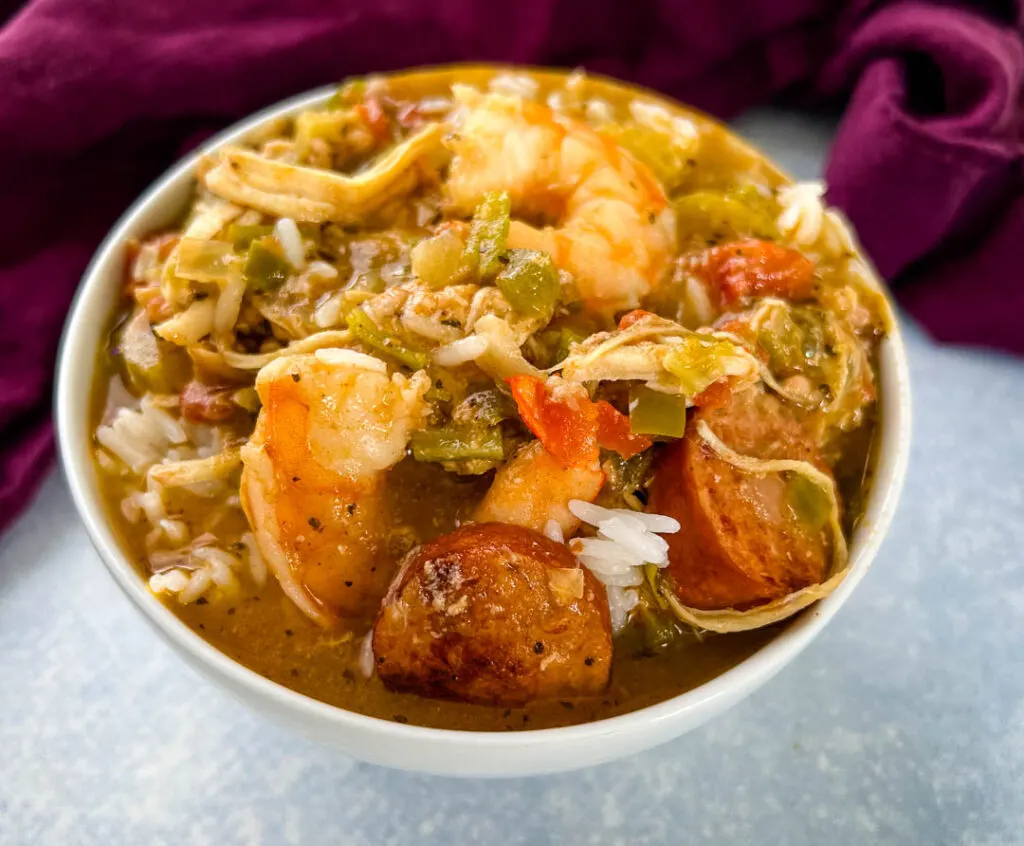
[54,67,912,750]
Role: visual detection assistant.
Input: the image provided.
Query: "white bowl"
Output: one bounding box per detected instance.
[55,79,912,778]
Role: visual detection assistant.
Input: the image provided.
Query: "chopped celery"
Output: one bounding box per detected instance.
[674,189,777,243]
[643,564,669,609]
[756,303,830,378]
[787,473,830,530]
[757,306,806,373]
[175,238,236,282]
[495,249,559,319]
[243,238,291,292]
[453,389,516,427]
[119,310,168,392]
[663,336,744,397]
[227,224,273,252]
[554,327,585,364]
[629,386,688,438]
[327,78,365,110]
[464,191,511,280]
[411,230,468,289]
[533,326,586,368]
[231,387,261,413]
[410,426,504,463]
[346,307,428,370]
[603,124,689,191]
[636,600,680,651]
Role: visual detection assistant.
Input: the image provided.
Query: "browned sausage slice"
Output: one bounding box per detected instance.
[649,387,833,610]
[372,523,612,706]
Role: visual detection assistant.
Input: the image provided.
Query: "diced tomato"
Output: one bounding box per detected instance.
[395,102,424,130]
[617,309,657,330]
[691,379,732,409]
[507,376,652,466]
[356,99,391,143]
[507,376,599,467]
[594,401,652,458]
[702,239,814,304]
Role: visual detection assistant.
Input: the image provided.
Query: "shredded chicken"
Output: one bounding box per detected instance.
[203,123,447,223]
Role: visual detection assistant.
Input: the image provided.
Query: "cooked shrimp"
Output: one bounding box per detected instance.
[474,440,605,537]
[445,86,676,310]
[240,349,430,625]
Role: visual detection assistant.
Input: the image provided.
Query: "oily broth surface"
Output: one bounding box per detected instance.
[93,66,874,731]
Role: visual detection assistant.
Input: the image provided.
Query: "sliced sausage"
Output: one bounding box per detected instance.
[372,523,612,706]
[649,387,833,610]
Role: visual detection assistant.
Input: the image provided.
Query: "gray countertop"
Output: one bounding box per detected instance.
[2,111,1023,846]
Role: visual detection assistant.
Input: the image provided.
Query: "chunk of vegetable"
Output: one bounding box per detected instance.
[346,307,429,370]
[662,335,749,397]
[553,327,585,365]
[507,376,596,467]
[119,310,168,392]
[410,426,505,463]
[463,191,510,280]
[507,375,652,466]
[495,249,560,320]
[602,124,691,191]
[227,224,273,252]
[453,389,516,427]
[674,189,777,243]
[636,600,680,651]
[175,239,236,282]
[243,237,291,292]
[594,401,652,459]
[628,387,688,438]
[787,473,830,530]
[410,230,468,289]
[702,239,815,304]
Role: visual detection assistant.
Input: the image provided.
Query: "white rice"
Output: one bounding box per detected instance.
[159,518,189,546]
[147,539,257,603]
[307,260,338,280]
[488,73,538,100]
[358,631,375,678]
[313,291,346,328]
[433,334,489,367]
[605,586,641,631]
[416,96,453,115]
[177,568,214,604]
[149,569,190,595]
[776,180,860,262]
[314,347,387,372]
[97,395,187,474]
[776,181,826,248]
[241,532,267,587]
[584,98,615,125]
[567,500,680,633]
[274,217,305,269]
[628,99,699,151]
[543,520,565,544]
[192,546,238,588]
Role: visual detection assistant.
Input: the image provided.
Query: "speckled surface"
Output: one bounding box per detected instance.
[2,111,1023,845]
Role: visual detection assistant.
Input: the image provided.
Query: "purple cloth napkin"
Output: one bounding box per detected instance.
[1,0,1021,532]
